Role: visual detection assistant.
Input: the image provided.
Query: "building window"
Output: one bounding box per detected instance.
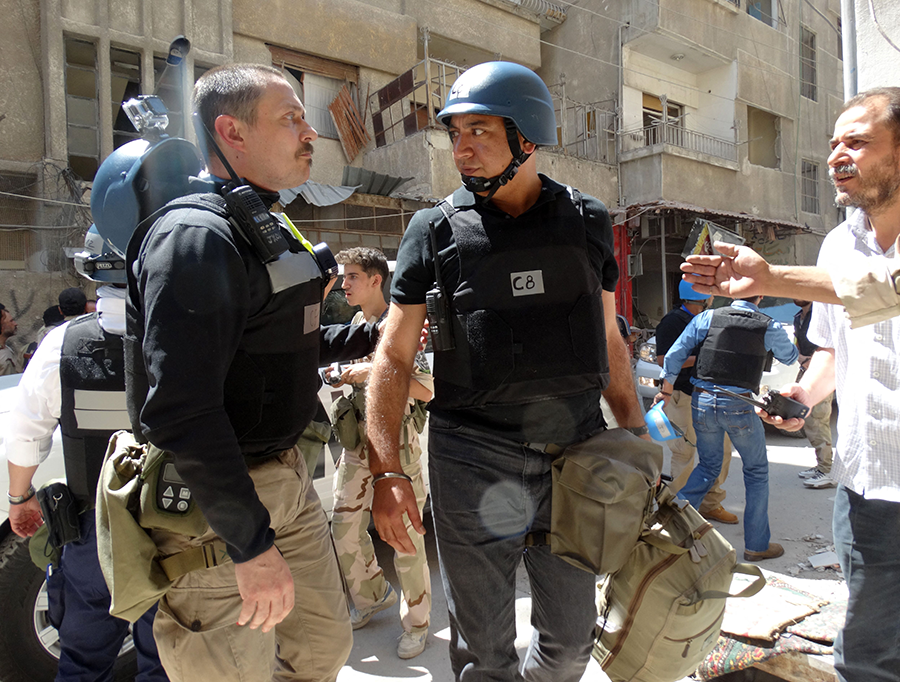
[837,16,843,60]
[268,46,360,144]
[801,159,819,213]
[65,38,100,181]
[283,68,342,140]
[747,107,780,168]
[111,47,142,150]
[747,0,777,27]
[801,26,817,101]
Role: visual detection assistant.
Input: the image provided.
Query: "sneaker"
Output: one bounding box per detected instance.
[397,628,428,659]
[744,543,785,562]
[700,506,739,524]
[798,467,820,479]
[350,584,398,630]
[803,470,836,489]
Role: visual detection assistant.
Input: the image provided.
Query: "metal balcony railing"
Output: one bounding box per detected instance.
[618,122,737,162]
[368,57,464,149]
[368,57,616,166]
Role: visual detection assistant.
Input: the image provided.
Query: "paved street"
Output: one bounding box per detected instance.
[338,427,842,681]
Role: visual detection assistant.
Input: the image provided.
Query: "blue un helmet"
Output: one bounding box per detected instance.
[74,225,127,283]
[437,61,557,199]
[678,279,710,302]
[90,136,204,257]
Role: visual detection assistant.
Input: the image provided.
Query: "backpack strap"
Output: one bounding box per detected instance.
[158,539,231,581]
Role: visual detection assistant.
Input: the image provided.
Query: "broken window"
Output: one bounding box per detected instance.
[747,107,780,169]
[65,38,100,181]
[748,0,778,28]
[111,47,142,150]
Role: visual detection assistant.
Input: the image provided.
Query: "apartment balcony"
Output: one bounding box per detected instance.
[617,121,741,209]
[618,122,737,165]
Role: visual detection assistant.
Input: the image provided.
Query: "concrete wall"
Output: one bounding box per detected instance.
[0,0,44,168]
[854,0,899,91]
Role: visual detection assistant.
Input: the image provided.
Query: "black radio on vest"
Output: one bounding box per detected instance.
[192,112,289,264]
[426,220,455,351]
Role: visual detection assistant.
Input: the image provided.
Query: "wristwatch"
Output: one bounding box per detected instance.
[623,425,650,437]
[7,485,36,505]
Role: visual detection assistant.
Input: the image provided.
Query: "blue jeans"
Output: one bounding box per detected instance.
[832,485,900,682]
[678,391,771,552]
[427,414,597,682]
[50,513,167,681]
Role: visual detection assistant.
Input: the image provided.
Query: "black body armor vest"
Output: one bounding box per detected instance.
[695,306,770,392]
[59,314,130,507]
[431,189,609,410]
[125,194,326,457]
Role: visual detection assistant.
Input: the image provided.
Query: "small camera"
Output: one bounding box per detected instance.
[320,363,342,386]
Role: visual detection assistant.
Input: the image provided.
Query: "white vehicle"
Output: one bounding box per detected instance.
[632,298,802,411]
[0,267,430,681]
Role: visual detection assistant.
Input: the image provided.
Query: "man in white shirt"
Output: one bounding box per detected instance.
[680,86,900,682]
[5,234,167,681]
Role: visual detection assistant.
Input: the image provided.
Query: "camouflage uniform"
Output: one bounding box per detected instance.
[331,311,433,635]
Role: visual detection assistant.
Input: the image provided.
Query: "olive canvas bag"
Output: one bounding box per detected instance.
[593,485,765,682]
[545,428,663,575]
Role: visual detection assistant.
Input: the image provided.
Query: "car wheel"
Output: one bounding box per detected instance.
[0,533,138,682]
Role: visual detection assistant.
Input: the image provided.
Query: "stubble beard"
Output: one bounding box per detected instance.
[832,154,900,213]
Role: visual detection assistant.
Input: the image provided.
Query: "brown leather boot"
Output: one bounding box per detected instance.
[743,543,785,562]
[700,506,738,524]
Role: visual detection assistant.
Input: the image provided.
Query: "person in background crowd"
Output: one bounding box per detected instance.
[659,295,798,562]
[792,299,836,489]
[655,280,736,524]
[329,246,433,659]
[0,302,20,375]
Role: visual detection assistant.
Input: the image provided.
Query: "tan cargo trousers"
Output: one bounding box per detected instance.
[331,422,431,634]
[151,447,352,682]
[664,389,732,513]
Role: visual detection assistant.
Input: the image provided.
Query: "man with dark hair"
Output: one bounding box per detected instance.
[58,287,88,318]
[660,295,797,562]
[655,280,736,524]
[125,63,371,681]
[365,61,649,681]
[0,302,19,375]
[329,246,433,659]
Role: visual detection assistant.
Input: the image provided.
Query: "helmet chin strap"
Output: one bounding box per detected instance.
[461,119,533,202]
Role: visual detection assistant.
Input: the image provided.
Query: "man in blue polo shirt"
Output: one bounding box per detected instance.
[659,294,798,561]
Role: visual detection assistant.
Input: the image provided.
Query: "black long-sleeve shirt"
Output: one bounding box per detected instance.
[127,188,376,562]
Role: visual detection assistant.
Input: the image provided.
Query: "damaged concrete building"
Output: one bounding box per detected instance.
[0,0,846,347]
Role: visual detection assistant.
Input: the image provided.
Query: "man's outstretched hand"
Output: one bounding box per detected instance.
[681,242,771,299]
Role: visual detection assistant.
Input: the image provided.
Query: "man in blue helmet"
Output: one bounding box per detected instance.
[365,61,649,682]
[6,227,168,681]
[654,280,737,524]
[659,294,798,561]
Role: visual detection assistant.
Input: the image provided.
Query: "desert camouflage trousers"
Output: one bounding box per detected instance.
[331,422,431,633]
